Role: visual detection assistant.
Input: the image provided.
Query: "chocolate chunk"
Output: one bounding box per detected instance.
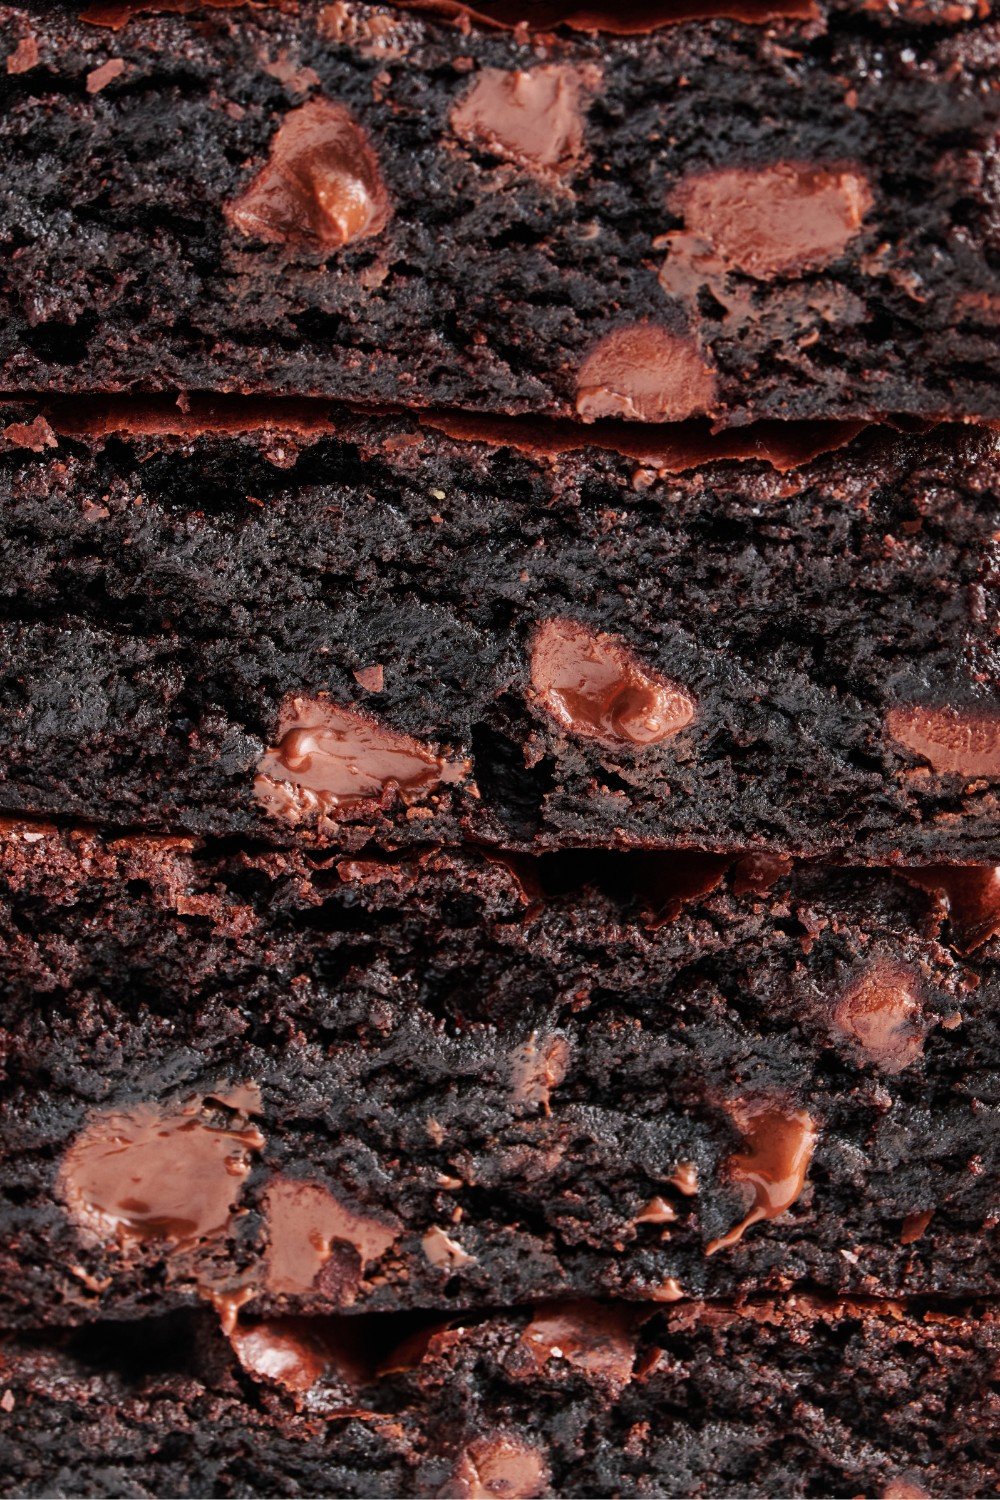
[833,963,925,1074]
[902,865,1000,953]
[228,1315,371,1395]
[706,1100,816,1254]
[886,704,1000,778]
[451,1435,550,1499]
[530,619,696,747]
[518,1302,638,1391]
[317,3,408,61]
[265,1178,398,1295]
[668,1163,699,1196]
[421,1225,475,1267]
[900,1209,935,1245]
[59,1094,263,1249]
[225,98,390,250]
[254,695,467,825]
[352,663,384,693]
[0,415,57,452]
[661,162,873,289]
[450,64,599,176]
[644,1276,684,1302]
[86,57,125,92]
[575,324,717,422]
[634,1195,677,1225]
[508,1032,570,1114]
[6,34,39,73]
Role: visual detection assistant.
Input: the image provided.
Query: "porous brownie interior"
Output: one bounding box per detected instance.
[0,1,998,1494]
[1,411,998,859]
[0,1,997,421]
[1,1299,997,1498]
[1,827,997,1330]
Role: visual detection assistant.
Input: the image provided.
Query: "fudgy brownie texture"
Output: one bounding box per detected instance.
[1,1298,997,1497]
[1,1,998,423]
[2,405,1000,860]
[2,820,997,1325]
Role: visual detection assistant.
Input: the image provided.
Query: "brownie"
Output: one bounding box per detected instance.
[1,1298,997,1497]
[2,405,999,860]
[1,1,998,423]
[2,819,997,1326]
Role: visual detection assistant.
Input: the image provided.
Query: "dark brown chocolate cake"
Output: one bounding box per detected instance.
[0,1,997,1496]
[3,823,998,1329]
[0,0,998,423]
[2,1298,997,1498]
[2,405,999,862]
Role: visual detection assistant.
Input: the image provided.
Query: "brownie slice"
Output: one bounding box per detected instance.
[2,405,999,860]
[2,820,997,1325]
[1,1298,997,1497]
[1,1,998,423]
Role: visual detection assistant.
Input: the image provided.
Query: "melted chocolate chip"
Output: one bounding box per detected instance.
[902,865,1000,953]
[519,1302,638,1389]
[207,1083,264,1116]
[637,854,730,927]
[59,1095,263,1250]
[228,1315,371,1394]
[706,1101,816,1254]
[575,324,717,422]
[226,98,390,251]
[377,1319,460,1376]
[450,64,599,175]
[660,163,873,294]
[229,1318,336,1393]
[254,695,467,826]
[530,619,696,747]
[886,704,1000,778]
[81,1,247,24]
[451,1435,550,1499]
[731,852,794,897]
[508,1032,570,1113]
[264,1178,398,1295]
[833,963,925,1074]
[379,0,819,34]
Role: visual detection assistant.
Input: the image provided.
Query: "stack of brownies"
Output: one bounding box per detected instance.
[0,0,998,1494]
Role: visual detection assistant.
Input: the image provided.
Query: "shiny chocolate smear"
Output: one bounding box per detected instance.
[706,1100,816,1254]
